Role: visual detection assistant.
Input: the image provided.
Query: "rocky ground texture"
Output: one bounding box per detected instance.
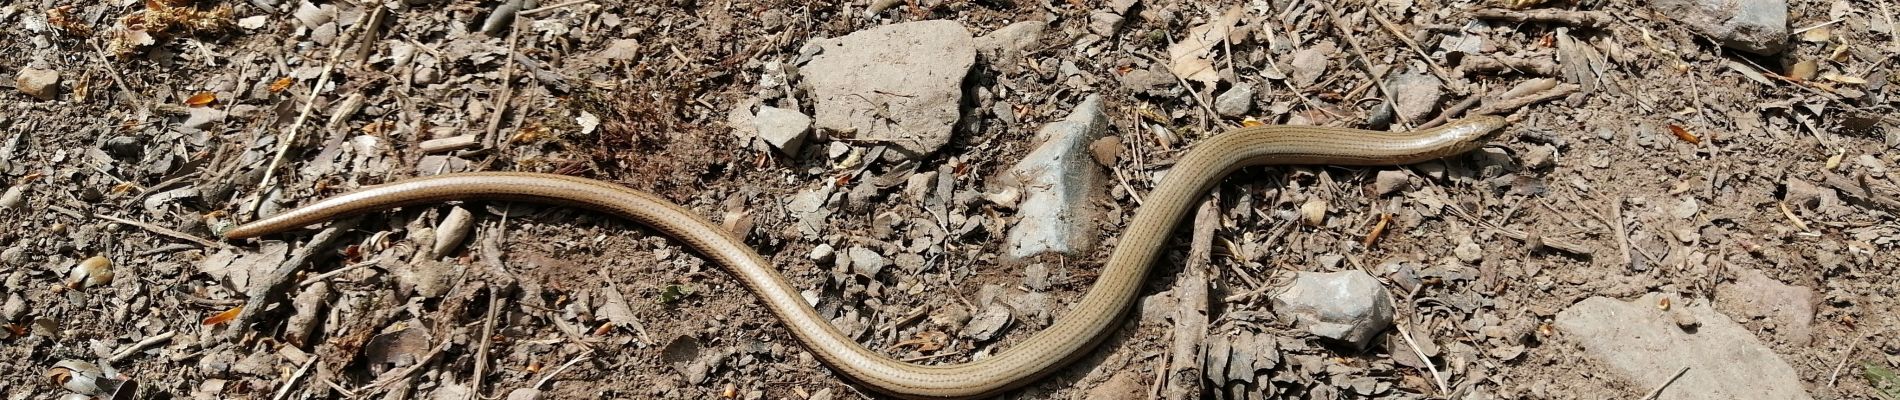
[2,0,1898,399]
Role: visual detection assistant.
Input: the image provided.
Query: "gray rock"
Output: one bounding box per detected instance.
[504,388,542,400]
[1214,83,1254,117]
[1372,170,1411,196]
[1271,270,1393,348]
[786,187,833,238]
[1715,269,1814,344]
[808,243,835,263]
[1003,95,1109,260]
[752,106,812,155]
[847,246,887,277]
[959,303,1014,341]
[1555,293,1811,400]
[1386,69,1442,122]
[15,68,59,100]
[0,185,24,209]
[1119,68,1174,96]
[974,20,1045,67]
[804,20,975,159]
[1648,0,1788,55]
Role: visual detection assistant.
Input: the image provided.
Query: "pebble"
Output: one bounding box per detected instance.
[1213,83,1254,117]
[504,388,542,400]
[1003,95,1109,260]
[0,185,25,209]
[751,106,812,155]
[1270,270,1393,349]
[1372,170,1410,196]
[15,68,59,100]
[1022,263,1050,291]
[1118,68,1174,96]
[1521,145,1556,170]
[958,303,1013,341]
[1648,0,1788,55]
[847,246,887,277]
[808,243,835,263]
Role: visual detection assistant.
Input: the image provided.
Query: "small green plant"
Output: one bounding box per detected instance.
[658,284,695,304]
[1867,362,1900,400]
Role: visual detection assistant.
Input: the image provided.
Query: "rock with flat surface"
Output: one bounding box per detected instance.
[975,20,1044,68]
[1214,83,1254,117]
[803,20,975,159]
[15,68,59,100]
[1270,270,1393,348]
[1555,293,1812,400]
[1002,95,1109,260]
[752,106,812,154]
[1648,0,1788,55]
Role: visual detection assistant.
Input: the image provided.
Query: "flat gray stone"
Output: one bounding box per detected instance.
[752,106,812,155]
[1002,94,1109,260]
[1214,83,1254,117]
[974,20,1045,68]
[1271,270,1393,349]
[804,20,975,159]
[1555,293,1811,400]
[1386,69,1441,123]
[1648,0,1788,55]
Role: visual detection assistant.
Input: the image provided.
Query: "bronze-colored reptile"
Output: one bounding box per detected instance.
[226,116,1508,399]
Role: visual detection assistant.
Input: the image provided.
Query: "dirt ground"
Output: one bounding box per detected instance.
[2,0,1897,399]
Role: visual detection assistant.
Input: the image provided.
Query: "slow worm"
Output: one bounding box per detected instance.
[225,116,1508,399]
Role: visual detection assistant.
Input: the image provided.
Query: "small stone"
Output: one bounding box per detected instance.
[15,68,60,100]
[808,243,835,263]
[1,293,25,322]
[847,246,887,277]
[1088,136,1122,167]
[752,106,812,155]
[504,388,542,400]
[1213,84,1254,117]
[1453,237,1483,264]
[0,185,25,209]
[1270,270,1394,348]
[1023,263,1050,291]
[1386,70,1441,122]
[974,20,1045,67]
[1372,170,1411,196]
[1298,198,1328,227]
[958,303,1014,341]
[1522,145,1556,170]
[1119,68,1174,96]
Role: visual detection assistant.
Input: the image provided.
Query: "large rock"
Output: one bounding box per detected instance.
[803,20,975,159]
[1648,0,1788,55]
[1556,293,1811,400]
[1270,270,1394,349]
[1002,95,1109,260]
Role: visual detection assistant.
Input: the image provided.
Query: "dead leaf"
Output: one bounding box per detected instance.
[1167,5,1245,85]
[202,306,242,325]
[185,92,215,107]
